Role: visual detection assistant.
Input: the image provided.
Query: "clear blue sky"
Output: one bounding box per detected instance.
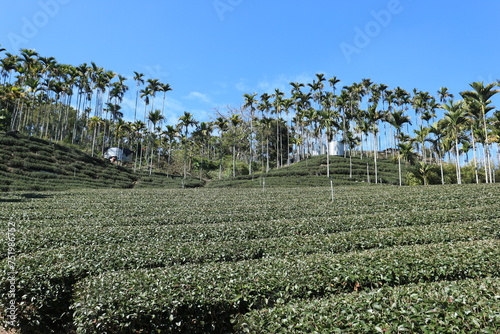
[1,0,499,125]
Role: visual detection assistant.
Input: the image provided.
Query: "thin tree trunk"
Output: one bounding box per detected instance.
[487,146,494,183]
[455,139,461,184]
[266,137,269,173]
[435,150,444,185]
[276,117,280,168]
[471,133,479,183]
[249,117,253,175]
[149,143,154,176]
[232,144,236,177]
[219,158,222,180]
[349,152,352,179]
[91,127,97,157]
[482,144,488,183]
[134,139,139,172]
[359,132,364,160]
[326,134,330,177]
[139,142,144,170]
[440,160,444,185]
[398,155,402,186]
[366,162,370,183]
[287,117,291,166]
[374,132,378,184]
[482,108,491,183]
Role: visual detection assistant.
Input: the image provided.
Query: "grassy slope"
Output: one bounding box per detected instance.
[207,154,405,188]
[0,131,404,191]
[0,131,138,191]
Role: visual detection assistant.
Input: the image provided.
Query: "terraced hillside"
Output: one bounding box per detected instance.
[1,184,498,333]
[1,130,405,191]
[207,155,405,188]
[0,131,138,191]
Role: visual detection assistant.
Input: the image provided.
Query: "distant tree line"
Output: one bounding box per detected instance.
[1,46,500,184]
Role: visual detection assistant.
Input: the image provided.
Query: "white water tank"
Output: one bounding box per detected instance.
[328,140,345,156]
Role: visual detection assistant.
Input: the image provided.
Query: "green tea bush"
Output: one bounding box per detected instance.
[236,278,500,333]
[71,240,500,333]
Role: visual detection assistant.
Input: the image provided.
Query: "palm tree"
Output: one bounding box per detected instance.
[388,110,412,147]
[228,113,243,177]
[259,116,273,172]
[440,100,468,184]
[146,78,161,114]
[193,121,213,157]
[132,72,144,121]
[214,116,229,179]
[398,140,417,164]
[178,111,198,179]
[305,107,321,157]
[414,161,435,185]
[366,84,385,183]
[139,87,151,122]
[160,83,172,118]
[318,94,339,177]
[413,125,430,162]
[328,76,341,96]
[130,120,146,171]
[460,82,499,183]
[113,119,130,150]
[103,102,123,146]
[462,99,483,183]
[308,74,326,154]
[90,63,114,118]
[87,116,104,157]
[271,88,285,168]
[105,103,123,122]
[422,97,439,126]
[341,130,360,178]
[289,82,306,160]
[427,122,446,184]
[281,98,294,165]
[147,109,165,175]
[110,75,128,105]
[147,109,164,133]
[192,121,213,178]
[243,93,258,175]
[336,90,350,158]
[257,93,272,169]
[437,87,454,103]
[355,117,371,160]
[162,124,179,176]
[393,86,411,131]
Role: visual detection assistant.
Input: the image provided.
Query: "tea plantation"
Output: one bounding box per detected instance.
[1,184,499,333]
[0,131,209,191]
[0,131,405,191]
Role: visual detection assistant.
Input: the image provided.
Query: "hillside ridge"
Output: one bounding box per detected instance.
[0,131,404,191]
[0,131,138,191]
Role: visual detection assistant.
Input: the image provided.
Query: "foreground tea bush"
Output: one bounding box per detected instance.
[1,184,499,332]
[4,219,498,332]
[71,240,500,333]
[235,277,500,333]
[1,206,498,256]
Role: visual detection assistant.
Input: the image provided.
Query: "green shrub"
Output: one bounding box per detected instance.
[71,240,500,333]
[236,278,500,333]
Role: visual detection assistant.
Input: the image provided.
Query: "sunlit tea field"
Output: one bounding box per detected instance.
[1,184,499,333]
